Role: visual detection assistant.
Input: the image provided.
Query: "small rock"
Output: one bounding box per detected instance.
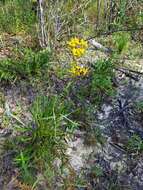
[0,107,4,115]
[62,167,70,178]
[53,158,62,170]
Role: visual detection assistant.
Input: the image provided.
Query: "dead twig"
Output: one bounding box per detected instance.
[116,67,143,75]
[109,142,126,153]
[115,67,141,81]
[87,25,143,40]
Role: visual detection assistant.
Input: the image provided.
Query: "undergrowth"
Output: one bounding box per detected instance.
[7,95,77,185]
[0,48,50,82]
[0,0,36,34]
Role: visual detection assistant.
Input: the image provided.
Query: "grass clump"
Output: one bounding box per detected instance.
[126,134,143,153]
[0,48,50,82]
[112,32,131,54]
[135,101,143,113]
[8,95,77,186]
[91,59,115,103]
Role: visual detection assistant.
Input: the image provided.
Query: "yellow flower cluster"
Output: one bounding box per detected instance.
[67,37,88,57]
[69,64,89,77]
[71,48,85,57]
[67,37,89,77]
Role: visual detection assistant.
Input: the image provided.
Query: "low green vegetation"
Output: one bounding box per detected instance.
[91,59,115,100]
[0,0,36,34]
[7,95,77,185]
[0,48,50,82]
[113,32,131,54]
[126,134,143,153]
[135,101,143,113]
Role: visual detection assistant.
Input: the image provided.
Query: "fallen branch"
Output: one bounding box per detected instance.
[88,39,112,54]
[109,142,126,153]
[116,67,143,75]
[87,25,143,40]
[115,67,141,81]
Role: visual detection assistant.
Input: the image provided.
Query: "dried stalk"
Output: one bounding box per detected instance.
[96,0,100,29]
[37,0,48,48]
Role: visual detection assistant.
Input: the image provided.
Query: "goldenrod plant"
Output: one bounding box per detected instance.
[67,37,88,57]
[69,63,89,77]
[67,37,89,77]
